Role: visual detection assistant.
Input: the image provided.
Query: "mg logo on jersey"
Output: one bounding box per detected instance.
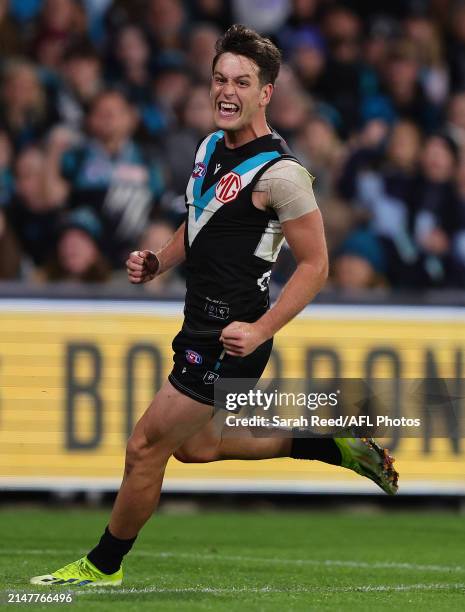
[192,162,206,178]
[215,171,242,203]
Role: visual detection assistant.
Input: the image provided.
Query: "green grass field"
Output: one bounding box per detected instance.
[0,508,464,611]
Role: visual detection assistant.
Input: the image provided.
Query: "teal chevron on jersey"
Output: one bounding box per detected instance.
[193,150,280,220]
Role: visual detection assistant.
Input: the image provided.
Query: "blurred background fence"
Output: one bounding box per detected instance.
[1,292,463,496]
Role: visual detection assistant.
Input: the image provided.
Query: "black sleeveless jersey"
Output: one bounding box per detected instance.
[183,129,299,331]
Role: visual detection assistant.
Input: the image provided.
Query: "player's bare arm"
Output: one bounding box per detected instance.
[220,209,328,356]
[126,221,186,284]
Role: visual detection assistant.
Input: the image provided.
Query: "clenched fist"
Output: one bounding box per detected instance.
[220,321,267,357]
[126,250,160,284]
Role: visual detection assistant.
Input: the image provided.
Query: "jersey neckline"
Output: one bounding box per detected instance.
[219,131,276,156]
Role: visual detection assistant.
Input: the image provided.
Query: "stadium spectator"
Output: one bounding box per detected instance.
[411,133,459,287]
[317,6,366,135]
[337,118,388,203]
[403,12,449,106]
[349,121,421,287]
[374,39,442,131]
[0,60,58,151]
[268,84,312,143]
[56,42,103,131]
[107,24,153,105]
[145,58,192,136]
[32,0,89,69]
[331,228,387,291]
[363,15,399,73]
[43,125,81,207]
[6,147,62,273]
[44,90,165,269]
[41,206,111,283]
[287,26,326,92]
[294,114,343,200]
[146,0,187,53]
[186,23,220,83]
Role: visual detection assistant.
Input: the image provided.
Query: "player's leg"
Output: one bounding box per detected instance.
[30,381,213,586]
[108,381,213,539]
[175,419,398,495]
[174,419,291,462]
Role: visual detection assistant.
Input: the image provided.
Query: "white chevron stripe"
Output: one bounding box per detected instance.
[185,133,214,211]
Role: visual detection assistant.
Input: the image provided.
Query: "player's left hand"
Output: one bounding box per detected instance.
[220,321,267,357]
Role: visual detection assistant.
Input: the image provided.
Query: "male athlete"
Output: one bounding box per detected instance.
[31,25,398,587]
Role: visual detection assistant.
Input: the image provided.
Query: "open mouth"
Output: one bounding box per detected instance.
[217,101,240,118]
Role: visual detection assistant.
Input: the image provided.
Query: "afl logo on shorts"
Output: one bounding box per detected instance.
[215,171,242,203]
[185,349,203,365]
[192,162,206,178]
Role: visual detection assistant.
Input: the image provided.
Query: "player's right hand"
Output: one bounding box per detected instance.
[126,250,160,284]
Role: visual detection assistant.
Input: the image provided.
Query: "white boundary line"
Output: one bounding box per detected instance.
[77,583,465,594]
[137,551,465,573]
[0,299,464,321]
[5,549,465,574]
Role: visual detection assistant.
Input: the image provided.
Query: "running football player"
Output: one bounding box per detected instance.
[31,25,398,588]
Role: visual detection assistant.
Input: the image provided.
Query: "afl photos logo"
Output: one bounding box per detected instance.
[215,171,242,203]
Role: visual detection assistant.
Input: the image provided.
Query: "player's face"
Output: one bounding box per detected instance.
[211,53,272,132]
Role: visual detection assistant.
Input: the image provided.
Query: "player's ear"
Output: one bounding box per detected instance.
[260,83,273,108]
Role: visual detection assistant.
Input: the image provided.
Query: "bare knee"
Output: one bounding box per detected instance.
[124,432,171,477]
[173,444,219,464]
[124,435,146,475]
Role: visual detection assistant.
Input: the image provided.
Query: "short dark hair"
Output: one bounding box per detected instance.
[212,24,282,86]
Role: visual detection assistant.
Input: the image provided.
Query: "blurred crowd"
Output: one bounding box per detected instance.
[1,0,465,294]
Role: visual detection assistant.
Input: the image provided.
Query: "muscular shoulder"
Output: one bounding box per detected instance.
[253,159,318,222]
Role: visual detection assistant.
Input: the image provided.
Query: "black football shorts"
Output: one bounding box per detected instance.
[168,325,273,406]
